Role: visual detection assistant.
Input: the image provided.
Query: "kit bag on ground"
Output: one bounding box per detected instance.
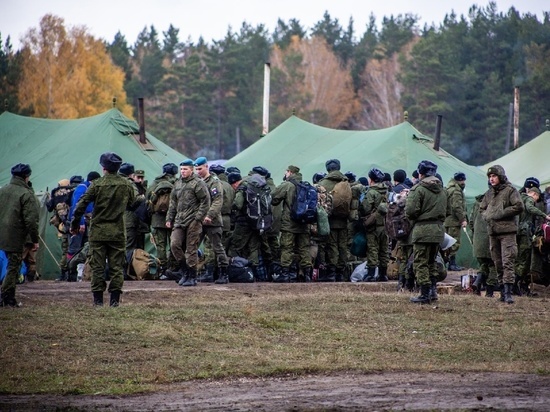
[385,201,412,240]
[127,248,160,280]
[227,257,254,283]
[150,180,174,213]
[330,180,352,218]
[290,181,318,224]
[244,176,273,232]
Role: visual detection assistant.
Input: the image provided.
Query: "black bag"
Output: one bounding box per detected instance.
[227,257,255,283]
[245,175,273,232]
[290,181,318,224]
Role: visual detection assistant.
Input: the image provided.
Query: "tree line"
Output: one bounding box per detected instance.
[1,2,549,165]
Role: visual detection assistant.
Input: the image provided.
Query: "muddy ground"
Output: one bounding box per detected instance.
[2,276,550,411]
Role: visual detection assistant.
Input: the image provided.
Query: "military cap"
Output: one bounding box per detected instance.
[70,175,84,184]
[344,171,356,182]
[288,165,300,174]
[368,168,385,183]
[209,164,226,175]
[523,176,540,189]
[487,165,506,178]
[87,171,101,182]
[393,169,407,183]
[227,172,242,185]
[99,152,122,173]
[417,160,438,177]
[325,159,341,172]
[134,170,145,177]
[312,172,326,184]
[11,163,32,178]
[454,172,466,181]
[162,163,178,176]
[180,159,194,167]
[226,166,241,174]
[119,162,135,176]
[529,187,541,195]
[252,166,269,177]
[194,156,208,167]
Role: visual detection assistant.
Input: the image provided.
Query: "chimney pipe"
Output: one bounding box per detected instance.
[513,86,520,149]
[138,98,146,144]
[262,62,270,136]
[434,114,443,151]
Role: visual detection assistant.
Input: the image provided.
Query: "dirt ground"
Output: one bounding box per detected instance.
[3,276,550,411]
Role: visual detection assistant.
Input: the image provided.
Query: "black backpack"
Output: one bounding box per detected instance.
[244,175,273,232]
[290,180,318,224]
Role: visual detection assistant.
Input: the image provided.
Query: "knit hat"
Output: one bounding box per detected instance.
[194,156,208,167]
[325,159,341,172]
[252,166,269,177]
[227,172,242,185]
[210,164,225,175]
[393,169,407,183]
[344,171,356,182]
[87,171,101,182]
[454,172,466,181]
[162,163,178,176]
[417,160,437,177]
[523,176,540,189]
[119,162,135,176]
[358,176,368,186]
[412,170,419,179]
[288,165,300,174]
[180,159,194,167]
[368,168,385,183]
[70,175,84,184]
[99,152,122,173]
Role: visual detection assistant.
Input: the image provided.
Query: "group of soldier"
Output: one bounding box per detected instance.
[1,151,549,308]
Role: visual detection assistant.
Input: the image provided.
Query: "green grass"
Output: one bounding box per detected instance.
[1,284,549,395]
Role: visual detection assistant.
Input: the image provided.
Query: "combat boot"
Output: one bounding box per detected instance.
[180,266,197,287]
[1,290,21,308]
[471,272,485,295]
[499,284,506,302]
[110,291,121,307]
[447,256,463,271]
[56,270,68,282]
[485,284,496,297]
[503,283,514,304]
[198,264,215,283]
[363,266,377,282]
[377,266,388,282]
[302,267,313,283]
[92,291,104,307]
[410,284,431,304]
[429,278,438,301]
[214,266,229,284]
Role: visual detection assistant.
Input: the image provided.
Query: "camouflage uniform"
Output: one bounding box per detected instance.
[72,172,136,298]
[444,178,467,267]
[0,174,39,305]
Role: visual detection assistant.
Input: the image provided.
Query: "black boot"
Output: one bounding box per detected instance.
[110,291,121,307]
[180,266,197,287]
[397,274,406,291]
[512,275,523,296]
[377,266,388,282]
[472,273,485,295]
[1,289,20,308]
[485,284,496,298]
[214,266,229,284]
[302,267,313,283]
[166,261,187,283]
[503,283,514,304]
[274,267,290,283]
[499,284,506,302]
[448,256,462,271]
[429,278,438,301]
[405,275,415,292]
[198,264,215,283]
[56,270,68,282]
[92,291,104,307]
[319,265,336,282]
[363,266,377,282]
[410,284,431,304]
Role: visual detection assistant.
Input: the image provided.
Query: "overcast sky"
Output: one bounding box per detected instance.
[1,0,547,50]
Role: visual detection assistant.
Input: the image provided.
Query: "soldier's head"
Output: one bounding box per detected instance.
[344,171,356,183]
[210,164,226,176]
[527,187,541,202]
[162,163,178,176]
[312,172,326,184]
[368,168,385,185]
[119,162,135,178]
[325,159,341,172]
[133,170,145,184]
[285,165,300,180]
[11,163,32,180]
[227,172,242,189]
[99,152,122,174]
[417,160,437,178]
[179,159,195,179]
[454,172,466,188]
[194,156,209,179]
[523,176,540,190]
[251,166,269,177]
[487,165,507,186]
[393,169,407,185]
[87,171,101,182]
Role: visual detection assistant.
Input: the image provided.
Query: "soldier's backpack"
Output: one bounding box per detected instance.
[47,185,75,225]
[330,180,352,218]
[290,181,318,224]
[127,248,160,280]
[314,184,332,236]
[385,196,412,240]
[150,180,174,213]
[245,175,273,232]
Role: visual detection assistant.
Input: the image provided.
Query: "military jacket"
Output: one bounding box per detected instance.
[72,173,136,242]
[219,178,234,232]
[202,174,223,227]
[271,173,308,234]
[167,174,210,229]
[479,182,523,235]
[267,177,282,234]
[518,193,547,236]
[318,170,349,229]
[444,179,467,227]
[0,176,40,252]
[469,195,491,259]
[359,183,388,228]
[405,175,447,243]
[147,174,177,228]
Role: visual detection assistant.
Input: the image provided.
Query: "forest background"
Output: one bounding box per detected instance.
[1,1,549,166]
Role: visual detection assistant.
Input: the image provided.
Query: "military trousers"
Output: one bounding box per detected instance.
[326,227,348,271]
[366,225,390,268]
[201,226,229,268]
[151,227,174,267]
[489,233,517,284]
[412,242,440,286]
[1,252,22,294]
[170,221,203,269]
[89,239,125,293]
[478,257,498,286]
[280,231,311,269]
[514,234,532,279]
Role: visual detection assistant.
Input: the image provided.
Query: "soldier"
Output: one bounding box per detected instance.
[71,153,136,307]
[271,165,312,282]
[479,165,524,304]
[209,164,235,252]
[194,157,230,284]
[359,168,389,282]
[0,164,39,307]
[166,159,210,287]
[147,163,178,278]
[119,163,145,251]
[405,160,447,304]
[444,172,468,271]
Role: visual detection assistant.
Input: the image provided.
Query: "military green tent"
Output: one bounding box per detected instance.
[0,109,189,279]
[226,116,491,268]
[482,129,550,189]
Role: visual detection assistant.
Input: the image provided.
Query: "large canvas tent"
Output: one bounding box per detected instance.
[482,128,550,189]
[0,109,189,279]
[226,116,491,268]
